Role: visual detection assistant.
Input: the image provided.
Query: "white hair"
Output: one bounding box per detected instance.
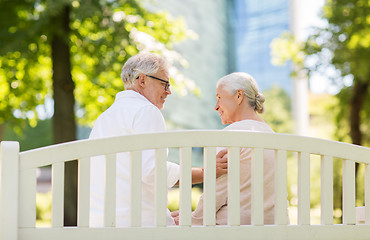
[120,52,168,88]
[216,72,265,113]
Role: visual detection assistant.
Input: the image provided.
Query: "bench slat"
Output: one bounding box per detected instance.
[321,155,333,225]
[19,168,36,228]
[298,152,310,225]
[52,162,64,227]
[275,150,288,225]
[343,159,356,225]
[155,148,167,226]
[251,148,264,226]
[366,164,370,224]
[78,157,90,227]
[130,151,142,227]
[179,147,192,226]
[228,147,240,226]
[104,154,116,227]
[204,147,216,226]
[0,141,19,240]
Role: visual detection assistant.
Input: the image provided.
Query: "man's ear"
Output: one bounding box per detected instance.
[138,74,146,88]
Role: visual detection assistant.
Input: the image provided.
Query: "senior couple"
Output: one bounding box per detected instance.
[89,52,277,227]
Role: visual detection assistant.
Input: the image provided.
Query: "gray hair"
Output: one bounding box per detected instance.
[216,72,265,113]
[120,52,169,88]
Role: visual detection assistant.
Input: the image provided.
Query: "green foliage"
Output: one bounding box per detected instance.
[34,186,201,225]
[317,0,370,80]
[3,119,52,151]
[167,187,203,212]
[270,32,305,69]
[0,0,195,132]
[309,93,339,139]
[0,43,51,128]
[36,191,52,227]
[305,0,370,147]
[262,86,293,134]
[271,0,370,147]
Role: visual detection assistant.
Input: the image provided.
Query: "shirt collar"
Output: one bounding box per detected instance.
[115,90,150,102]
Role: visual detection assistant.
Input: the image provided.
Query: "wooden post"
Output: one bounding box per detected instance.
[0,141,20,240]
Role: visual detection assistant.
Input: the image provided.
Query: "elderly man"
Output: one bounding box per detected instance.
[89,52,227,227]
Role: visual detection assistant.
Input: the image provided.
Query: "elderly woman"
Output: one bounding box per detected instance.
[192,72,276,225]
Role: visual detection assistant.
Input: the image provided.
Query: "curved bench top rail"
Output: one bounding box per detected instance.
[19,130,370,170]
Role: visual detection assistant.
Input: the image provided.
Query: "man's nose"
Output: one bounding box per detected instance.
[166,87,172,95]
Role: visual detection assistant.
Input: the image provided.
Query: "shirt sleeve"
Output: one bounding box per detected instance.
[133,105,180,188]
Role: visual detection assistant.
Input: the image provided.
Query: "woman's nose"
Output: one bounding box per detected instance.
[214,103,219,111]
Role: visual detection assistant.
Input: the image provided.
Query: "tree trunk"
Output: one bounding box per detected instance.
[349,80,368,146]
[51,5,77,226]
[349,79,369,204]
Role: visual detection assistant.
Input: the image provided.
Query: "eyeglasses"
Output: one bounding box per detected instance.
[146,75,170,91]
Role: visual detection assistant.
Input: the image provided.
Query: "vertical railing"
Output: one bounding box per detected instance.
[203,147,216,226]
[77,157,90,227]
[179,147,192,226]
[0,141,20,240]
[298,152,310,225]
[275,150,288,225]
[342,159,356,225]
[104,154,116,227]
[251,148,264,225]
[51,162,64,227]
[155,148,167,226]
[8,131,370,237]
[227,147,240,226]
[130,151,142,227]
[19,168,37,228]
[320,155,333,225]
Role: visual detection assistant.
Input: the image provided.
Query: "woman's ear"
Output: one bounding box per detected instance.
[237,89,244,104]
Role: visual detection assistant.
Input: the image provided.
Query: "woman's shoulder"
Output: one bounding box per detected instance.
[224,120,274,133]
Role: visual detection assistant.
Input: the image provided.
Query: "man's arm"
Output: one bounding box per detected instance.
[192,148,228,183]
[174,148,228,185]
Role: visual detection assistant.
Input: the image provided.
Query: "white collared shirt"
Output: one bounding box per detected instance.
[89,90,180,227]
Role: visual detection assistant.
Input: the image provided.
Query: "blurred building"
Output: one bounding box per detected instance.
[149,0,310,166]
[151,0,297,131]
[234,0,291,92]
[150,0,235,130]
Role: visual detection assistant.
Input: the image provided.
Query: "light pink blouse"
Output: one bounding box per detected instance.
[192,120,276,225]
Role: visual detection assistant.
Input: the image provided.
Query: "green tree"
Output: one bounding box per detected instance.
[262,86,293,134]
[305,0,370,147]
[0,0,194,225]
[271,0,370,219]
[271,0,370,147]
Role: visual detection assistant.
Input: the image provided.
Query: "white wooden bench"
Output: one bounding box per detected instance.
[1,130,370,240]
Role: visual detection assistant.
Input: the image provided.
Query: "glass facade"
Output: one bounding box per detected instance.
[147,0,293,133]
[233,0,292,93]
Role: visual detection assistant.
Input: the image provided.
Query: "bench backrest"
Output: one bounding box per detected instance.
[1,130,370,240]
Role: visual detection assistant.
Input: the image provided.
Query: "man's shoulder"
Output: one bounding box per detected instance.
[115,91,156,109]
